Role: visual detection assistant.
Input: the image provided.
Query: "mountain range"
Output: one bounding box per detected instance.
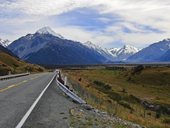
[8,27,141,65]
[1,26,169,66]
[8,27,110,65]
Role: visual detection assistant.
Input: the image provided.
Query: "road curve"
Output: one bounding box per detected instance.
[0,72,55,128]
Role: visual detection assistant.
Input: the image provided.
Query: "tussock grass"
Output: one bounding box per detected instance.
[0,51,45,75]
[64,66,170,128]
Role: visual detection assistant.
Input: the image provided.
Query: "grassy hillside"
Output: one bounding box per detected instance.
[0,51,45,75]
[64,66,170,128]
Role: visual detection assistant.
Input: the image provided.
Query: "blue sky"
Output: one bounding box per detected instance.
[53,8,122,31]
[0,0,170,48]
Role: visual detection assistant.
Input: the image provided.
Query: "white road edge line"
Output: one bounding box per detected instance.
[15,72,57,128]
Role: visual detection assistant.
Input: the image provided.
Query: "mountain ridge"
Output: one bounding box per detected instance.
[108,45,139,61]
[7,26,170,64]
[128,39,170,62]
[8,27,110,65]
[0,38,10,47]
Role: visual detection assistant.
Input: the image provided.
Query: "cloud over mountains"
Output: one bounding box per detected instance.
[0,0,170,48]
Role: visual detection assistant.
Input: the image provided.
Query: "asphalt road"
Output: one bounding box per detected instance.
[0,72,55,128]
[22,77,77,128]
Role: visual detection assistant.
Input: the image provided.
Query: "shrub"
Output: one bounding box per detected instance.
[118,100,133,110]
[157,105,169,115]
[155,112,161,119]
[93,80,105,86]
[132,65,144,75]
[13,63,19,67]
[121,88,127,93]
[109,91,122,101]
[93,80,111,91]
[78,78,82,81]
[129,95,141,103]
[162,118,170,124]
[93,80,122,101]
[37,67,44,72]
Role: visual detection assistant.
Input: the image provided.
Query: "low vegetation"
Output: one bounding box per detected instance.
[64,65,170,128]
[0,51,45,75]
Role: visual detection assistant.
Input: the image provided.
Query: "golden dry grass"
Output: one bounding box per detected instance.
[0,51,45,75]
[64,66,170,128]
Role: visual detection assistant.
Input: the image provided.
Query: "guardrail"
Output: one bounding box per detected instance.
[0,73,30,80]
[56,78,86,104]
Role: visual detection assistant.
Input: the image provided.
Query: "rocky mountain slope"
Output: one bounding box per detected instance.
[8,27,110,65]
[83,41,115,61]
[109,45,139,61]
[128,39,170,62]
[159,49,170,62]
[0,38,10,47]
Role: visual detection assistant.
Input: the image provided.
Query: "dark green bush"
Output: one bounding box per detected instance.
[109,91,122,101]
[162,118,170,124]
[118,100,133,110]
[132,65,144,75]
[155,112,161,119]
[93,80,111,92]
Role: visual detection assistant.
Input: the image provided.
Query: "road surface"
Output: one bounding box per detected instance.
[0,72,55,128]
[23,76,77,128]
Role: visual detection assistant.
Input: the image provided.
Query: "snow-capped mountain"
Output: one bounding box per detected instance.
[108,48,120,57]
[0,38,10,47]
[83,41,115,61]
[8,27,109,65]
[128,38,170,62]
[8,27,65,59]
[109,45,139,61]
[36,26,64,39]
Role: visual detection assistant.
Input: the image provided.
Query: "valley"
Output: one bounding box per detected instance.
[64,65,170,128]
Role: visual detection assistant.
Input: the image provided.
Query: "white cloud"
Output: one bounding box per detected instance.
[53,25,114,48]
[2,0,91,16]
[0,0,170,48]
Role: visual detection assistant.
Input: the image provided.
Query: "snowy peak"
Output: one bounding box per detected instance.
[36,26,64,39]
[83,41,115,61]
[162,38,170,42]
[109,45,139,61]
[84,41,106,54]
[118,45,139,55]
[84,41,101,50]
[108,48,120,55]
[84,43,139,61]
[0,38,10,47]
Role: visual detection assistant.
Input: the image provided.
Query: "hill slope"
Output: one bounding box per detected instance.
[0,45,44,75]
[64,66,170,128]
